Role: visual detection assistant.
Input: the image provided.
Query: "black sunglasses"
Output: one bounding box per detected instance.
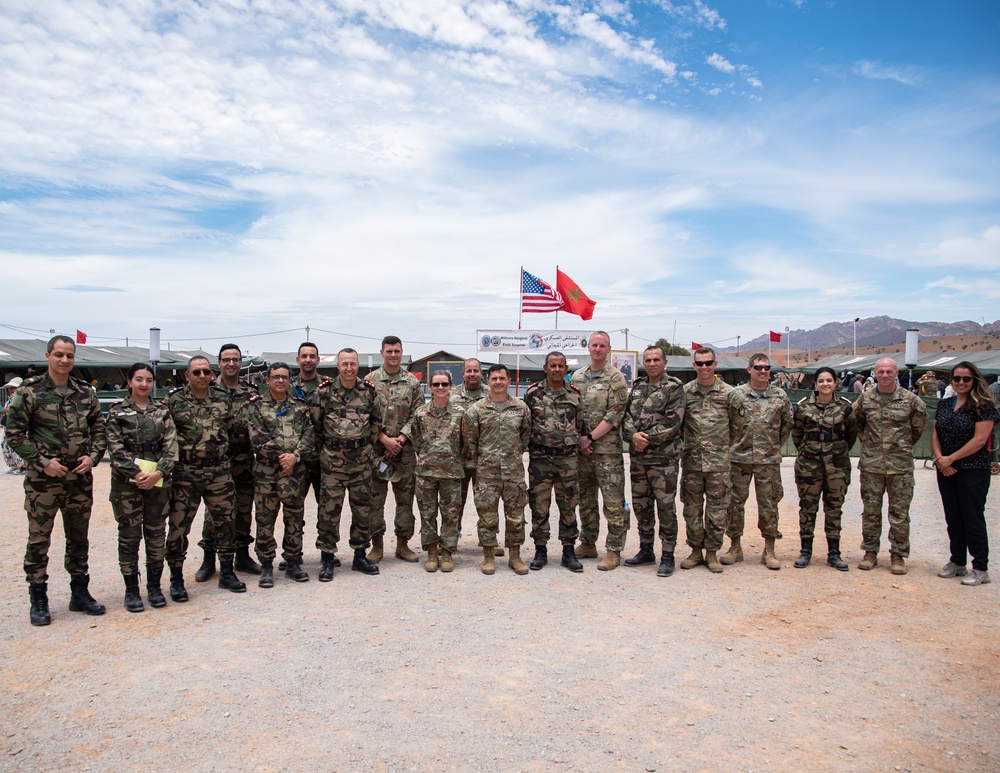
[431,382,450,388]
[693,360,715,367]
[952,375,973,383]
[190,369,212,377]
[751,364,772,372]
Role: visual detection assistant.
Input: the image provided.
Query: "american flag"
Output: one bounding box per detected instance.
[521,269,564,313]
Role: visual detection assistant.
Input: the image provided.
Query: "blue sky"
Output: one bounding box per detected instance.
[1,0,998,358]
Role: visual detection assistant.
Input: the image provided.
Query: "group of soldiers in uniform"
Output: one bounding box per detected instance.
[5,332,928,626]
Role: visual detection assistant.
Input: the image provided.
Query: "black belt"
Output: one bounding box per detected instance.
[805,431,843,442]
[529,444,577,457]
[325,438,367,451]
[125,441,162,455]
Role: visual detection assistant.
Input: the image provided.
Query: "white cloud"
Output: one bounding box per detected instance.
[852,60,920,87]
[706,52,735,73]
[920,226,1000,271]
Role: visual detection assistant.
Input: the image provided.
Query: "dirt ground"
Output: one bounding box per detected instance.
[0,458,997,772]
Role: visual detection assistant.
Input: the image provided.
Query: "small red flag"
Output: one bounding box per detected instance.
[76,330,88,344]
[769,330,782,343]
[555,269,596,321]
[691,341,703,351]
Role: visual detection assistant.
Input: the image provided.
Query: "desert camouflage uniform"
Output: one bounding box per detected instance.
[853,386,927,557]
[247,392,316,563]
[410,400,465,553]
[213,378,256,551]
[570,364,629,551]
[291,375,322,503]
[165,385,237,567]
[524,380,586,546]
[463,396,531,548]
[368,366,424,541]
[5,374,107,584]
[106,396,179,575]
[315,379,382,551]
[792,395,858,539]
[623,374,685,551]
[449,383,486,514]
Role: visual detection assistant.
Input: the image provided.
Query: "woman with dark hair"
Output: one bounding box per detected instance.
[932,361,998,586]
[105,363,179,611]
[791,366,858,570]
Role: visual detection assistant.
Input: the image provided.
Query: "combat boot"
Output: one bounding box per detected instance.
[657,552,675,577]
[574,542,598,559]
[761,537,780,570]
[481,546,496,575]
[68,575,106,615]
[146,564,166,607]
[425,545,439,573]
[169,566,188,602]
[719,538,743,565]
[704,550,723,573]
[285,560,309,582]
[597,550,621,571]
[858,551,878,571]
[561,544,583,573]
[826,539,849,571]
[367,534,384,564]
[29,583,51,627]
[123,574,144,613]
[439,549,454,573]
[494,546,505,556]
[529,544,548,571]
[234,546,262,575]
[195,549,216,582]
[624,542,656,567]
[794,536,813,569]
[259,562,274,588]
[508,546,529,575]
[680,548,704,570]
[890,554,907,575]
[396,538,418,563]
[217,558,247,593]
[352,548,380,575]
[319,551,336,581]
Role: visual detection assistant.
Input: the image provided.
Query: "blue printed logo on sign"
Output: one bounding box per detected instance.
[481,335,492,348]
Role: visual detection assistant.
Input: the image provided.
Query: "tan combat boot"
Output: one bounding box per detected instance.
[719,537,743,565]
[761,537,780,570]
[481,546,496,575]
[396,539,418,562]
[705,550,724,573]
[367,534,384,564]
[597,550,621,571]
[424,545,439,573]
[858,551,878,571]
[508,546,529,575]
[439,549,454,573]
[890,554,907,575]
[574,542,599,559]
[680,548,704,570]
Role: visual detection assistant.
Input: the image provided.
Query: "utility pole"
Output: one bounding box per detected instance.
[736,335,740,355]
[853,317,860,355]
[623,328,629,350]
[306,325,310,341]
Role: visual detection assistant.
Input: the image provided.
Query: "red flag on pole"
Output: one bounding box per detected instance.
[76,330,88,344]
[691,341,703,350]
[769,330,782,343]
[555,269,596,321]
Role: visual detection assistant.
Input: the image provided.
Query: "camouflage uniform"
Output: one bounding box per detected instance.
[165,385,238,567]
[463,396,531,547]
[247,392,316,563]
[213,379,256,550]
[315,379,382,551]
[410,401,465,553]
[449,383,486,514]
[5,374,107,584]
[727,383,792,540]
[623,375,686,551]
[853,386,927,557]
[570,364,629,551]
[291,375,322,503]
[792,395,858,539]
[524,380,586,546]
[106,396,179,575]
[367,366,424,541]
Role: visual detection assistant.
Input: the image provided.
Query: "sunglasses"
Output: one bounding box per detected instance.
[751,365,772,372]
[431,382,450,388]
[952,375,973,384]
[189,369,212,377]
[694,360,715,367]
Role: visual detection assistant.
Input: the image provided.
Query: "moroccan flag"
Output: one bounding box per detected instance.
[555,269,596,321]
[769,330,782,343]
[691,341,703,350]
[76,330,88,344]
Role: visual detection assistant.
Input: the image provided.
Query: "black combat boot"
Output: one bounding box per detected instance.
[795,536,813,569]
[826,538,849,572]
[561,544,584,573]
[624,542,656,567]
[218,558,247,593]
[285,560,309,582]
[234,546,262,575]
[146,564,166,608]
[169,566,189,602]
[259,562,274,588]
[319,552,336,581]
[29,583,51,626]
[68,575,106,616]
[657,551,675,577]
[351,548,380,576]
[123,574,145,613]
[195,549,216,582]
[529,544,548,571]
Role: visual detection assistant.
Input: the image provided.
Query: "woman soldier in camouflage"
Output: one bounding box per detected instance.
[791,366,858,571]
[106,363,179,611]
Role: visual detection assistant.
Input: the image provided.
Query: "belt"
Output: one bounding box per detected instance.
[805,431,843,442]
[125,441,163,455]
[325,438,367,451]
[529,443,577,457]
[177,453,227,468]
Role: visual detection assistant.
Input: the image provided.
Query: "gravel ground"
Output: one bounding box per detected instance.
[0,458,997,773]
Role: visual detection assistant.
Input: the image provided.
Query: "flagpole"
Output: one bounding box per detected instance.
[518,266,523,331]
[554,265,559,330]
[768,333,771,360]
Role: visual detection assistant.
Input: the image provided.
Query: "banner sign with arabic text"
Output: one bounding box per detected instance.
[476,330,592,354]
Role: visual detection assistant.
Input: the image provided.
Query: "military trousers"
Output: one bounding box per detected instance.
[630,458,679,551]
[166,468,237,567]
[22,470,94,584]
[578,452,628,551]
[202,450,254,550]
[254,467,306,564]
[474,477,527,547]
[370,448,416,541]
[860,470,914,557]
[727,462,783,539]
[317,456,372,552]
[794,456,851,540]
[416,476,462,552]
[109,481,170,575]
[680,468,730,551]
[528,453,580,546]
